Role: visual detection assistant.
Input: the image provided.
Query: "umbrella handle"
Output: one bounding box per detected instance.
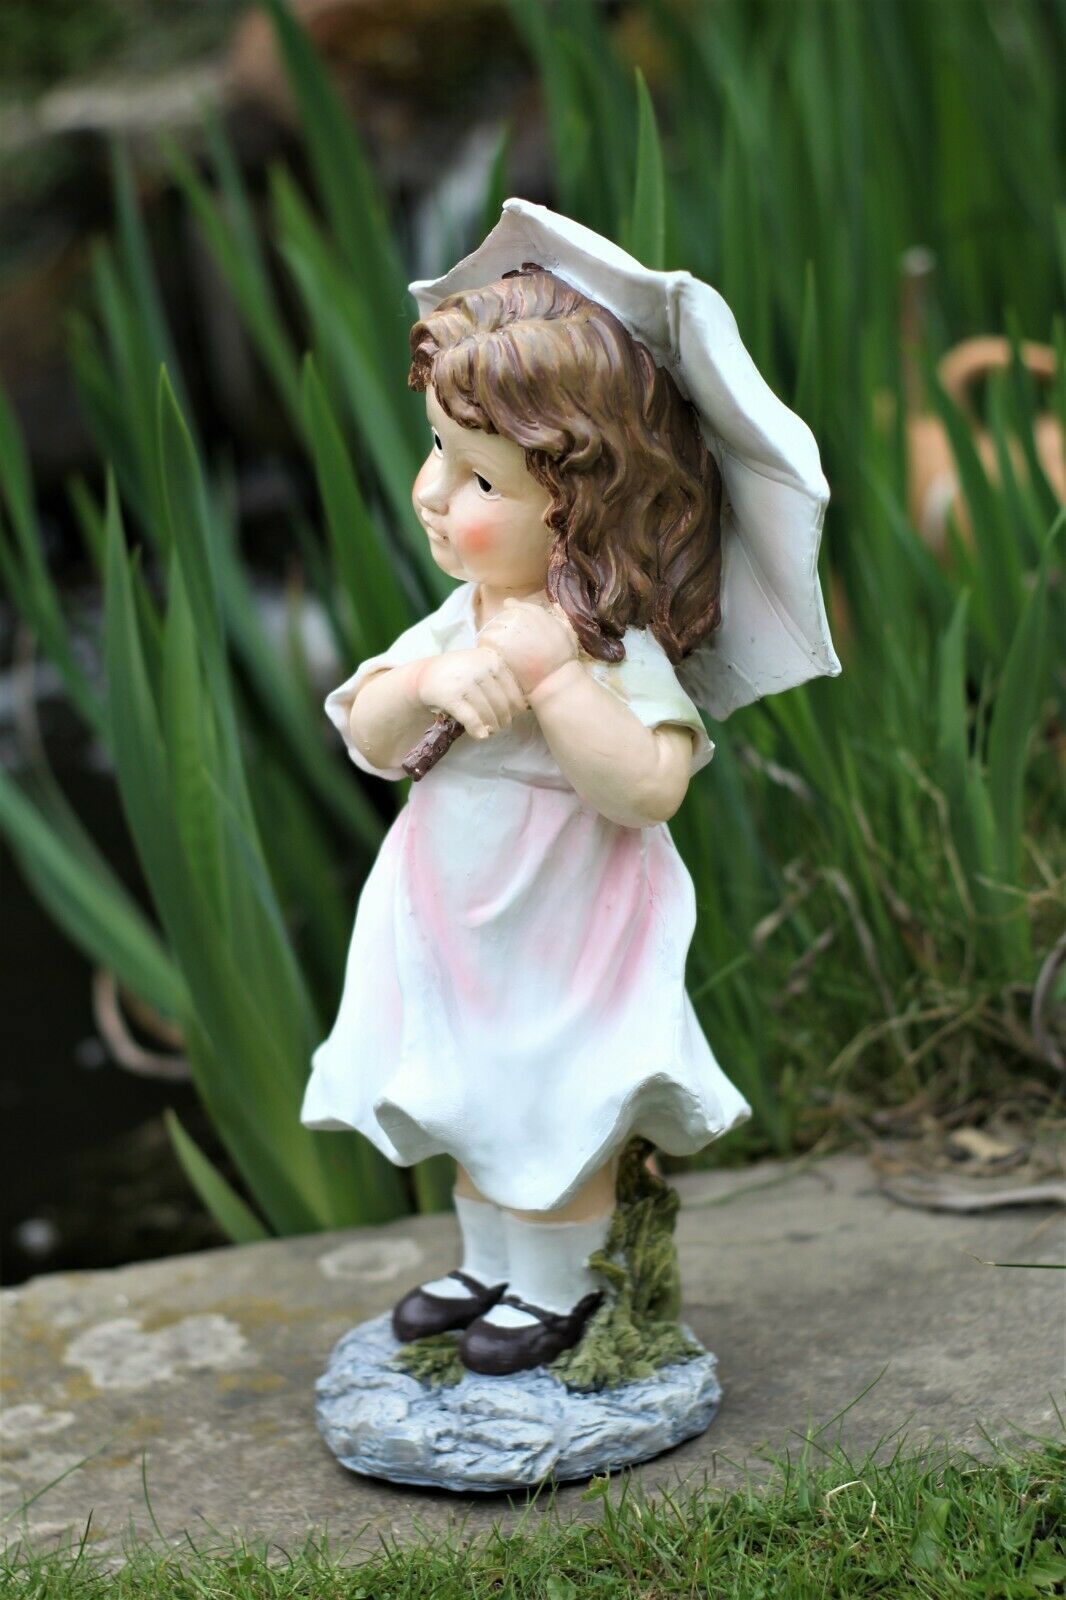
[402,712,463,781]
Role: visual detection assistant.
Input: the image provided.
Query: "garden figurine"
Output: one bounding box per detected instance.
[304,201,838,1457]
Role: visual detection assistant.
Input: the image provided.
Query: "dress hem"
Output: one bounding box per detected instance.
[301,1073,752,1213]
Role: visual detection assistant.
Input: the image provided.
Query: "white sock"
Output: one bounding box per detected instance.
[419,1191,508,1300]
[483,1210,611,1329]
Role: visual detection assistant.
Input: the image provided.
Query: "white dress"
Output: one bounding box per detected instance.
[301,581,751,1212]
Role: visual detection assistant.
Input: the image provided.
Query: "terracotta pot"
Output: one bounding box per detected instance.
[910,336,1064,553]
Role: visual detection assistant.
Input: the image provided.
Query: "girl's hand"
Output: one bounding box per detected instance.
[414,648,526,740]
[476,598,579,695]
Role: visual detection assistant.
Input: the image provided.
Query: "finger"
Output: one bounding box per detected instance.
[469,683,504,732]
[451,698,489,739]
[495,659,528,715]
[481,652,526,712]
[476,674,516,729]
[454,687,499,738]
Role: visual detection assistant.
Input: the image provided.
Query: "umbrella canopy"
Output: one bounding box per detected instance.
[409,199,840,719]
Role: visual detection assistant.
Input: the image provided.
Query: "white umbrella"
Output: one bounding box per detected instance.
[410,198,840,720]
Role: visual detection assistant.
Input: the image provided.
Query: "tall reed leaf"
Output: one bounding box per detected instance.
[628,70,665,270]
[262,0,405,384]
[104,484,321,1231]
[0,769,186,1020]
[985,518,1058,892]
[302,356,416,659]
[165,1110,269,1244]
[157,374,229,714]
[164,134,303,432]
[0,390,104,732]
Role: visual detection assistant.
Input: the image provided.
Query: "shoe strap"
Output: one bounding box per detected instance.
[499,1292,560,1325]
[501,1290,604,1325]
[448,1269,497,1296]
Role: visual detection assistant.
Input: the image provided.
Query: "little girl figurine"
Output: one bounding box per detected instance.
[302,202,838,1379]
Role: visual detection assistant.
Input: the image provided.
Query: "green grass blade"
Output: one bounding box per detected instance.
[102,477,174,872]
[985,515,1057,884]
[164,133,303,431]
[250,761,351,1012]
[504,0,592,218]
[67,308,155,530]
[411,1156,459,1215]
[156,371,226,695]
[302,355,415,657]
[628,69,665,269]
[927,367,1017,652]
[164,1110,269,1243]
[261,0,405,383]
[161,554,229,924]
[214,535,386,851]
[0,769,186,1019]
[111,139,188,418]
[792,261,820,427]
[935,591,970,805]
[270,170,435,585]
[480,122,512,241]
[0,390,104,733]
[88,240,171,532]
[103,479,329,1233]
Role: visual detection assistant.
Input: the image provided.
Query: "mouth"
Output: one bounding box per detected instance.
[420,517,448,545]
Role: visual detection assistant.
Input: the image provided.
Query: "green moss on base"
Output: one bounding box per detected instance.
[549,1139,701,1392]
[391,1330,465,1388]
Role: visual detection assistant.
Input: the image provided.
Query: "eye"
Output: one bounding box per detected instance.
[474,473,495,495]
[431,430,443,453]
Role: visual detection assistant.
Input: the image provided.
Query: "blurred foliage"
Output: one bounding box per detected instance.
[0,0,125,92]
[0,0,247,94]
[1,0,1063,1238]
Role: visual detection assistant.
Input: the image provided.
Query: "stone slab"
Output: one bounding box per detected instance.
[316,1314,720,1490]
[2,1154,1063,1559]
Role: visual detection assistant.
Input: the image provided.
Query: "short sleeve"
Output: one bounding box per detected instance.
[587,628,715,775]
[325,587,470,781]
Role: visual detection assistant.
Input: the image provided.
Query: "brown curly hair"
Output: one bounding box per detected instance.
[408,267,722,665]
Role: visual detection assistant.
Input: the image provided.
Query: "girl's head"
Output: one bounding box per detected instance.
[409,267,722,663]
[412,379,559,604]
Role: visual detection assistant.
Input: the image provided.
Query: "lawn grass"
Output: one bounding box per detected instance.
[2,1438,1063,1597]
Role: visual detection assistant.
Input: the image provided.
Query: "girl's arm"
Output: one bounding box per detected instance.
[347,649,526,773]
[477,597,694,827]
[346,663,434,773]
[529,661,694,828]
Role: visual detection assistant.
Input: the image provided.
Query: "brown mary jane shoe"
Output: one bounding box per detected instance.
[391,1270,507,1343]
[459,1290,603,1376]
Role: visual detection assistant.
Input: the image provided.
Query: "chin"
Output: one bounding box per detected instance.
[428,544,463,578]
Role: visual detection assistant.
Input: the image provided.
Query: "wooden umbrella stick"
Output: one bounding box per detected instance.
[402,712,464,781]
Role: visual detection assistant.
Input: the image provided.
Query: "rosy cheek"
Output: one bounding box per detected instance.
[457,521,496,555]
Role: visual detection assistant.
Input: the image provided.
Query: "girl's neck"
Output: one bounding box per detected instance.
[473,581,547,630]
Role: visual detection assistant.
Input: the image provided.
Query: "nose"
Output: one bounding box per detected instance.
[415,461,449,517]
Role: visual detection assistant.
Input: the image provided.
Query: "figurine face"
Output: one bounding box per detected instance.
[413,387,554,592]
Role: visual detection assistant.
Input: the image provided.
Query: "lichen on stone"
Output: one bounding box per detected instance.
[392,1139,700,1394]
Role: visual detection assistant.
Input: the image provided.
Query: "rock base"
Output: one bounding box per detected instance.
[315,1313,721,1492]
